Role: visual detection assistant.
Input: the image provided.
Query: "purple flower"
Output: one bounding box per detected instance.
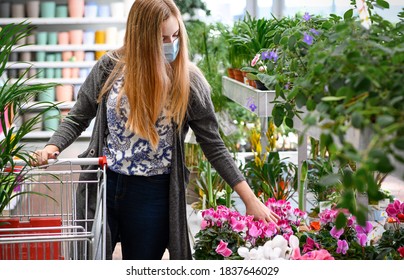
[261,51,271,60]
[357,233,367,247]
[249,103,257,112]
[303,12,311,21]
[330,226,344,239]
[303,33,313,45]
[355,221,373,235]
[247,97,257,112]
[268,51,278,62]
[336,240,349,255]
[261,50,278,62]
[310,28,320,36]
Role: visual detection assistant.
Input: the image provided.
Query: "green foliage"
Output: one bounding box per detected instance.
[302,216,379,260]
[305,157,341,206]
[239,2,404,225]
[192,159,233,210]
[376,227,404,259]
[193,222,244,260]
[0,22,58,214]
[174,0,210,17]
[244,151,298,202]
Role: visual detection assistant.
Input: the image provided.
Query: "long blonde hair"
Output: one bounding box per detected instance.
[98,0,190,150]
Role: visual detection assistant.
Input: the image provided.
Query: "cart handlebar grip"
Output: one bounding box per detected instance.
[10,156,109,168]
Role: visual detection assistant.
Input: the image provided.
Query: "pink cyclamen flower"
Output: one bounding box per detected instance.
[319,209,338,224]
[336,239,349,255]
[251,54,260,67]
[302,237,320,253]
[356,233,367,247]
[248,222,262,238]
[215,240,232,257]
[292,248,334,260]
[386,200,403,217]
[397,247,404,258]
[355,221,373,235]
[330,226,344,239]
[200,219,209,230]
[230,216,246,232]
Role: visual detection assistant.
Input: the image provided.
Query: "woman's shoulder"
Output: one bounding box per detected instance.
[97,51,119,71]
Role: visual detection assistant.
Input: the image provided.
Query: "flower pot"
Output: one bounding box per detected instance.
[40,1,56,18]
[233,69,244,83]
[56,85,73,102]
[26,1,40,18]
[227,68,235,79]
[248,79,256,88]
[68,0,84,18]
[43,109,60,131]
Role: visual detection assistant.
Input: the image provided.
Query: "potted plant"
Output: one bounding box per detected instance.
[376,200,404,259]
[243,121,298,202]
[0,22,58,216]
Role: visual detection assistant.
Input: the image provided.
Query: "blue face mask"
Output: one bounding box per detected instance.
[163,38,179,63]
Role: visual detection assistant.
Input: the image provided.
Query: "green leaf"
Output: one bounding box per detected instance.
[273,32,281,45]
[394,137,404,150]
[356,208,367,226]
[295,92,307,108]
[279,36,289,48]
[376,0,390,9]
[335,212,347,229]
[343,9,354,20]
[369,150,395,173]
[285,117,294,128]
[319,174,340,186]
[376,115,395,127]
[272,105,285,127]
[351,111,363,129]
[322,96,346,102]
[306,99,316,111]
[288,35,297,50]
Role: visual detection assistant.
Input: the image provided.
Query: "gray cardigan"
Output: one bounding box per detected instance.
[47,54,245,260]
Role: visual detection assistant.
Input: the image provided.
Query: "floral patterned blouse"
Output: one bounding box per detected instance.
[103,75,174,176]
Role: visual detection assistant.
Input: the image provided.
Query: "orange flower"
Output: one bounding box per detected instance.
[310,220,321,231]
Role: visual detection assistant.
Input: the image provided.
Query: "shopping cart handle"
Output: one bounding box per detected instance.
[47,156,110,167]
[10,156,110,168]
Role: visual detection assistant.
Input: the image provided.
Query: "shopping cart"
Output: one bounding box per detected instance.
[0,157,107,260]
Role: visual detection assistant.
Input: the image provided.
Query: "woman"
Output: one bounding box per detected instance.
[33,0,278,260]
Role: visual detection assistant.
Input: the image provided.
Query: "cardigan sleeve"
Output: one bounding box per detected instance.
[46,54,113,152]
[187,69,245,188]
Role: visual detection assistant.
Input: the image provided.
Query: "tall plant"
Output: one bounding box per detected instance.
[0,22,58,214]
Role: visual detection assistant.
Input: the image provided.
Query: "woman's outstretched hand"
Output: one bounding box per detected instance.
[233,181,279,224]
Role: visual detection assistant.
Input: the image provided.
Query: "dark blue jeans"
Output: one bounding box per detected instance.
[106,169,170,260]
